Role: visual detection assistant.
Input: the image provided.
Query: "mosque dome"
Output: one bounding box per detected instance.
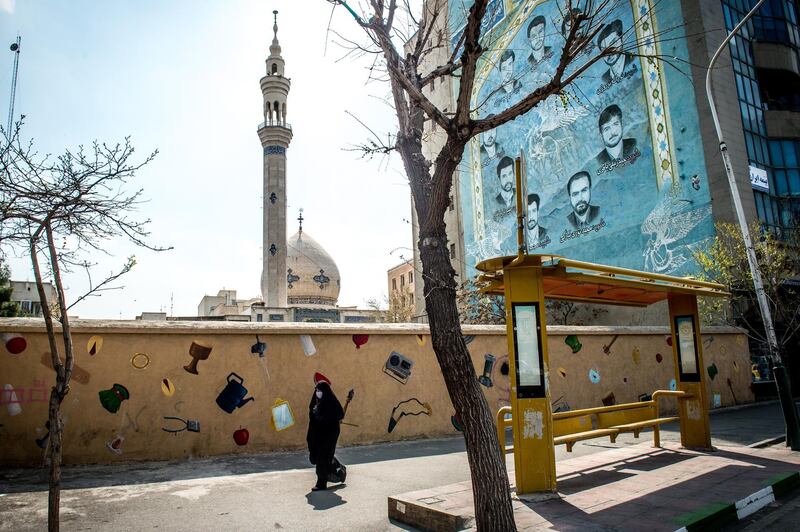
[285,230,340,307]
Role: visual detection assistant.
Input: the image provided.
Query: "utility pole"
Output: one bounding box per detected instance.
[705,0,800,450]
[7,36,21,136]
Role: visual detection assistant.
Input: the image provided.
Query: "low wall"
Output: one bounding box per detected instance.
[0,319,752,467]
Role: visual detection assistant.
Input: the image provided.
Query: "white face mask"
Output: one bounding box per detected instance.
[315,390,323,399]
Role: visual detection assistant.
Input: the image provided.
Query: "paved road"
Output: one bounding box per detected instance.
[0,401,790,531]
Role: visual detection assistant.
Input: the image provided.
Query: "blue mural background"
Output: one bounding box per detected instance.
[450,0,715,276]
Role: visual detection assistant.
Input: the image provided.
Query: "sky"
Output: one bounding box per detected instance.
[0,0,414,318]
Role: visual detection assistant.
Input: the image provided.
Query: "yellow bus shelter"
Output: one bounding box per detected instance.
[475,253,729,494]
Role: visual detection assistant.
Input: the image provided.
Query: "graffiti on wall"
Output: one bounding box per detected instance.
[450,0,714,276]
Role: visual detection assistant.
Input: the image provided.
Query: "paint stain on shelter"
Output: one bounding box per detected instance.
[522,410,543,439]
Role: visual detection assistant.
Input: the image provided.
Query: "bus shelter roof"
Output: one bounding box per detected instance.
[475,254,729,307]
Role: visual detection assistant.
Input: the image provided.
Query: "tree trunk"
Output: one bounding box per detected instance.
[418,223,516,530]
[47,391,62,532]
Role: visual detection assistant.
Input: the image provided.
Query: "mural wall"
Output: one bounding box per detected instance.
[0,320,751,466]
[449,0,715,275]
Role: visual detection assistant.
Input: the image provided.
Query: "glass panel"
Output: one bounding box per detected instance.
[770,140,783,166]
[789,169,800,194]
[675,316,699,377]
[513,304,542,387]
[775,169,788,194]
[783,140,797,166]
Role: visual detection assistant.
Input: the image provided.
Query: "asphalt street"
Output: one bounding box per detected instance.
[0,400,790,531]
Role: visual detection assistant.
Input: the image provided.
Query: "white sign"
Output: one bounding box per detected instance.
[750,165,769,192]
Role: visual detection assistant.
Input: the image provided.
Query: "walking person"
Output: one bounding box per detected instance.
[307,372,344,491]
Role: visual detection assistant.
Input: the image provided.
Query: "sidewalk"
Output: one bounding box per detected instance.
[389,442,800,531]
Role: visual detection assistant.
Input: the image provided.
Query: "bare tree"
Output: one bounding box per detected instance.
[327,0,682,527]
[0,121,169,531]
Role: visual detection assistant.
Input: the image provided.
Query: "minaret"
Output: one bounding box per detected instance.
[259,10,293,307]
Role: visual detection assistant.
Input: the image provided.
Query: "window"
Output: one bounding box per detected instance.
[392,278,397,290]
[449,195,454,211]
[256,313,263,322]
[400,275,405,288]
[271,63,278,74]
[409,271,413,283]
[450,243,456,259]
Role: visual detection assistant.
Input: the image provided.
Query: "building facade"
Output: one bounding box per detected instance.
[411,0,800,321]
[8,281,56,317]
[387,260,415,308]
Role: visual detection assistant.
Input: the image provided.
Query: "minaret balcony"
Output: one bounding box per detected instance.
[257,121,292,132]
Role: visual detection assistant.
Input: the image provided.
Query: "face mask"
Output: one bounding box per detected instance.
[315,390,323,399]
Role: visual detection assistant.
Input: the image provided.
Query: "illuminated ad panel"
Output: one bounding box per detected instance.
[450,0,715,275]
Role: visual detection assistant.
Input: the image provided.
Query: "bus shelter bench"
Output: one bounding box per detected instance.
[496,390,690,454]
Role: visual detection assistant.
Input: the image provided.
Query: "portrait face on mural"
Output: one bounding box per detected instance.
[499,50,515,86]
[525,193,548,246]
[597,19,635,84]
[496,156,516,208]
[527,195,539,230]
[528,17,545,51]
[566,171,600,229]
[595,104,638,167]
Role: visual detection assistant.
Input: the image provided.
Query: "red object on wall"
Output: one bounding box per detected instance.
[352,334,369,349]
[233,427,249,446]
[2,334,27,355]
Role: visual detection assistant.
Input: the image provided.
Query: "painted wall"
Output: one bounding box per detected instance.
[0,319,752,467]
[448,0,715,277]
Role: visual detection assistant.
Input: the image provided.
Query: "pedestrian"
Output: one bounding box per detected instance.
[307,372,344,491]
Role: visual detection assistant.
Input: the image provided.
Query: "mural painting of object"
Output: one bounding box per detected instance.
[416,334,426,346]
[451,413,464,432]
[161,378,176,397]
[478,354,495,388]
[494,355,511,407]
[87,335,103,356]
[669,379,677,391]
[2,384,22,416]
[216,373,254,414]
[387,398,431,433]
[703,335,715,348]
[656,353,663,363]
[270,398,295,431]
[463,335,475,345]
[557,367,567,378]
[602,335,619,355]
[601,392,616,407]
[665,335,673,347]
[300,335,316,356]
[552,395,571,413]
[707,363,719,381]
[41,351,91,384]
[384,351,413,384]
[713,394,722,408]
[251,336,267,357]
[588,368,601,384]
[162,417,200,434]
[131,352,150,370]
[184,341,212,374]
[565,335,582,353]
[632,346,641,365]
[105,434,125,455]
[727,378,738,404]
[351,334,369,349]
[638,393,652,402]
[233,427,250,446]
[340,388,358,427]
[99,384,129,414]
[2,333,27,355]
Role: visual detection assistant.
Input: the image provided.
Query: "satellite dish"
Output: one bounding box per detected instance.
[10,43,19,52]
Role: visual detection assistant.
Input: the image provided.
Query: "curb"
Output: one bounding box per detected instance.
[673,471,800,532]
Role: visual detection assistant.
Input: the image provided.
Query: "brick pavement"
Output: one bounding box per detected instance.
[388,442,800,531]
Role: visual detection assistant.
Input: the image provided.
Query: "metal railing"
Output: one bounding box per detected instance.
[257,121,292,131]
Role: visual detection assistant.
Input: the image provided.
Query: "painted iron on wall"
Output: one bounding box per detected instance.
[384,351,413,384]
[215,373,254,413]
[98,384,129,414]
[184,341,212,375]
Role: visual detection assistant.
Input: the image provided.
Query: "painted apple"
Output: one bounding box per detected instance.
[233,427,249,446]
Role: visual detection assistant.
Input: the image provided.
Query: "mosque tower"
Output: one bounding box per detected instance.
[258,10,292,307]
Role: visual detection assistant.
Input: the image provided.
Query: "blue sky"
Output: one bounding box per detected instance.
[1,0,413,318]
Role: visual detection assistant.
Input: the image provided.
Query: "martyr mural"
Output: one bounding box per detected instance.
[450,0,715,275]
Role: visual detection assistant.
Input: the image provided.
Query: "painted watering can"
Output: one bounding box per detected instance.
[216,373,254,413]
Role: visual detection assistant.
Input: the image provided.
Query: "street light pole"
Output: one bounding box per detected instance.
[705,0,800,450]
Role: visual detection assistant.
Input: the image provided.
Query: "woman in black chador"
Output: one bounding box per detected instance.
[306,373,344,491]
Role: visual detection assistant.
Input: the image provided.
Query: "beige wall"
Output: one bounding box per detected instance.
[0,319,752,467]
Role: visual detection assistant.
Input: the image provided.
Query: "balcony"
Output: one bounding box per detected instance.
[257,121,292,131]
